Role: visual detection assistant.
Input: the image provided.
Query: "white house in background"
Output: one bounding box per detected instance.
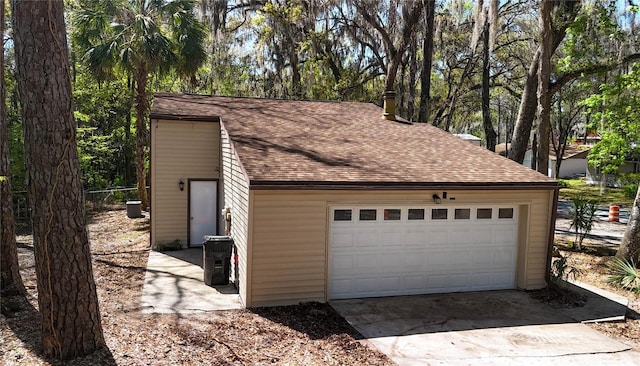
[453,133,482,146]
[496,143,591,179]
[586,155,640,186]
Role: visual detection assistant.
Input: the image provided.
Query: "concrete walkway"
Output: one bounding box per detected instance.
[332,290,639,366]
[140,248,242,314]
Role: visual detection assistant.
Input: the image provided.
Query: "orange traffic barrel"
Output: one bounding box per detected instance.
[609,205,620,222]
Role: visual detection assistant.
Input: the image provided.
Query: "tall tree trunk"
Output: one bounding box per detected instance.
[407,36,418,120]
[135,63,149,211]
[290,48,302,99]
[554,89,564,178]
[536,0,553,176]
[125,77,133,187]
[0,0,26,299]
[418,0,435,123]
[616,186,640,264]
[11,0,106,359]
[508,1,581,163]
[508,47,540,163]
[482,15,497,151]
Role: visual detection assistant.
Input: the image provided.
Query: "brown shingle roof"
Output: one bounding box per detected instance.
[151,93,556,187]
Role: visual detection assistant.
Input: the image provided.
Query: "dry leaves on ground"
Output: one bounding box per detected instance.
[558,250,640,350]
[1,209,392,366]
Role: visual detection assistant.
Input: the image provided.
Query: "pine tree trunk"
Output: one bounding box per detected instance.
[11,0,106,359]
[0,0,26,299]
[616,186,640,264]
[135,64,149,211]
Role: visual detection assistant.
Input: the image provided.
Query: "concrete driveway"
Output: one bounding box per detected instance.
[331,291,639,365]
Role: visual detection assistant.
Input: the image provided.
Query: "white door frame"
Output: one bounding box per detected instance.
[188,179,218,246]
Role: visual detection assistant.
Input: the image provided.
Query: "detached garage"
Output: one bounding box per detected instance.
[150,93,559,307]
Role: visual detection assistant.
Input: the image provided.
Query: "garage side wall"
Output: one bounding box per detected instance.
[150,119,220,248]
[248,189,554,307]
[220,127,250,306]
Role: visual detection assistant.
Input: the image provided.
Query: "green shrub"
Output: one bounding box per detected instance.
[550,255,581,285]
[606,258,640,293]
[619,173,640,186]
[568,195,598,251]
[624,184,638,199]
[557,179,570,189]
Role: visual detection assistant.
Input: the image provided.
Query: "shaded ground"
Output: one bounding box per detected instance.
[3,207,640,364]
[1,209,392,365]
[557,250,640,350]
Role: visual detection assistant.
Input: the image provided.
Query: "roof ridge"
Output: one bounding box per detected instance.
[154,92,375,106]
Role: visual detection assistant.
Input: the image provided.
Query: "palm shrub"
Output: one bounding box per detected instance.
[606,258,640,293]
[568,195,598,251]
[550,255,581,286]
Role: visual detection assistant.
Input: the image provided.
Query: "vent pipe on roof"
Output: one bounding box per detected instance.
[382,90,396,120]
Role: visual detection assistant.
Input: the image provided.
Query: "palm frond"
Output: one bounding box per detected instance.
[606,258,640,293]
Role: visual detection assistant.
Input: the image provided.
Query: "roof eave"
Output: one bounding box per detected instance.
[248,180,559,190]
[150,113,220,122]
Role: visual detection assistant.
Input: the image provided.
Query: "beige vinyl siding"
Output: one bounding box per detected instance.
[150,119,220,247]
[248,189,554,307]
[221,127,250,306]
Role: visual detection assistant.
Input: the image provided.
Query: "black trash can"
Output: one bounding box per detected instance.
[202,236,233,286]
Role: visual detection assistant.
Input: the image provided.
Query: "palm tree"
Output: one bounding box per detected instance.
[73,0,207,210]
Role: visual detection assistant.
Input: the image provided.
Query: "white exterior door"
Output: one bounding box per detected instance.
[189,180,217,245]
[329,205,518,299]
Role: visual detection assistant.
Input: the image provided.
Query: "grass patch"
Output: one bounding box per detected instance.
[558,178,634,207]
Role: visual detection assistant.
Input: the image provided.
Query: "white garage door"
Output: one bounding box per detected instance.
[329,205,518,299]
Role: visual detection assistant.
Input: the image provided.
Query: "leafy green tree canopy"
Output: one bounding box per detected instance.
[582,63,640,174]
[72,0,207,81]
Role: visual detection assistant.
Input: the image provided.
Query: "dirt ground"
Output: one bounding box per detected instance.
[555,249,640,350]
[2,209,639,364]
[1,209,392,365]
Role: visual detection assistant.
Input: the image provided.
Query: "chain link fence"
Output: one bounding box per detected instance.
[13,187,148,223]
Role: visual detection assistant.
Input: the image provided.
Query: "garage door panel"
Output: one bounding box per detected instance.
[354,254,380,273]
[406,230,425,245]
[355,231,378,246]
[495,227,516,243]
[332,232,354,248]
[493,272,515,287]
[449,273,467,286]
[385,253,405,268]
[380,230,405,243]
[451,250,472,266]
[426,274,450,290]
[427,251,451,269]
[379,276,403,291]
[331,279,353,297]
[494,248,517,266]
[405,252,426,267]
[427,229,448,245]
[404,275,425,290]
[332,255,354,272]
[449,230,473,244]
[469,273,491,288]
[329,205,518,299]
[353,278,381,293]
